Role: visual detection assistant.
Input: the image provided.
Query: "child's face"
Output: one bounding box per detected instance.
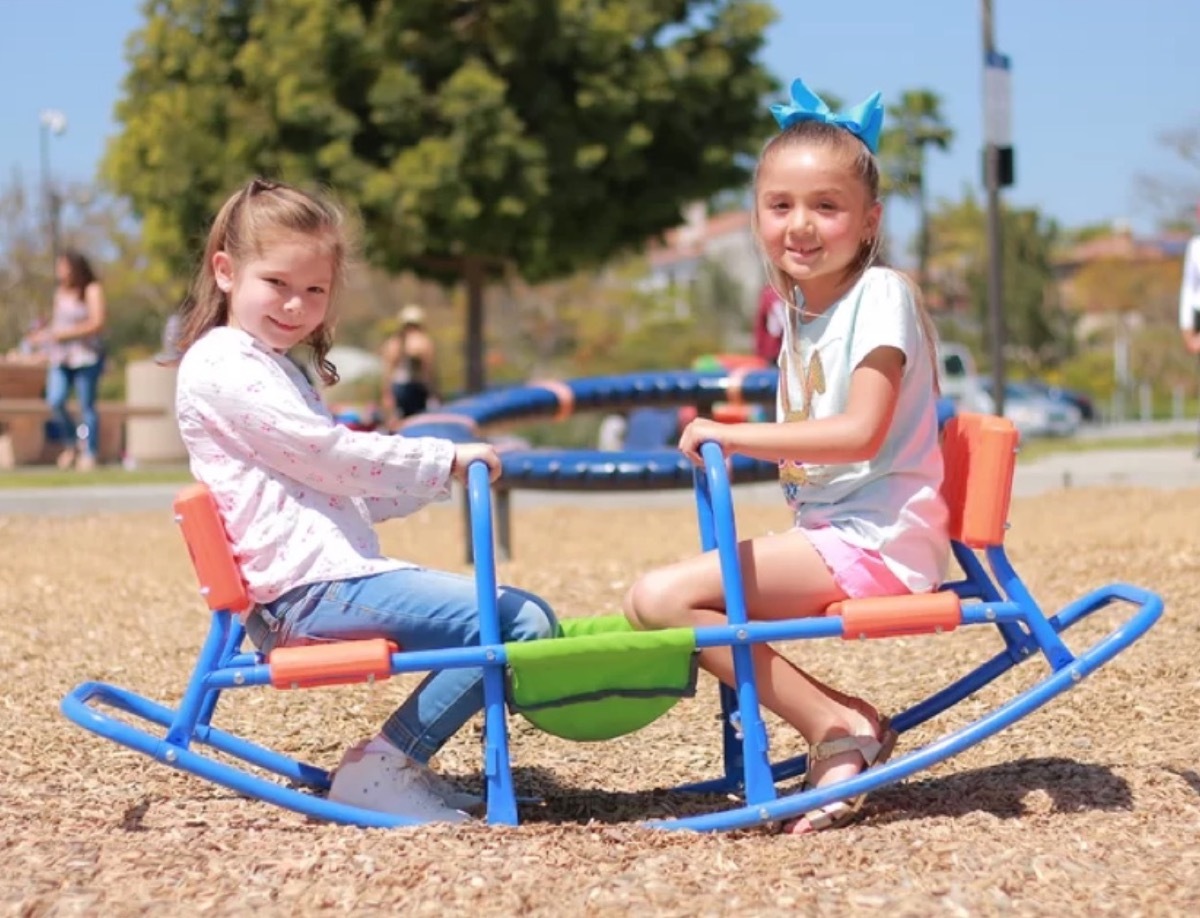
[213,234,333,352]
[755,143,880,293]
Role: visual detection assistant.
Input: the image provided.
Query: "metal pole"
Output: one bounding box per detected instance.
[38,110,68,272]
[38,123,53,262]
[982,0,1006,416]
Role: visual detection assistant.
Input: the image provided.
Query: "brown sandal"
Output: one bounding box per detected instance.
[785,717,899,834]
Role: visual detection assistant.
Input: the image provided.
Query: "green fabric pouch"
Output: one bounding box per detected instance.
[504,614,698,742]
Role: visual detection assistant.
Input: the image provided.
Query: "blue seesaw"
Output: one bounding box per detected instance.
[61,368,1163,831]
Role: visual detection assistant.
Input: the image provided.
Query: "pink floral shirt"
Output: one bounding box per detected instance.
[175,327,455,604]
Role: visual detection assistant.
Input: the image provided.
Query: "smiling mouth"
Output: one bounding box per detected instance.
[269,318,303,332]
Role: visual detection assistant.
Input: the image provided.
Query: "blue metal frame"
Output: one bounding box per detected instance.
[62,435,1163,832]
[654,445,1163,831]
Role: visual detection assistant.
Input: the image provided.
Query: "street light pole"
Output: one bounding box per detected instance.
[38,108,68,270]
[981,1,1006,416]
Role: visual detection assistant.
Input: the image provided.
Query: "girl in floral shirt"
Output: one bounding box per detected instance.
[174,178,557,824]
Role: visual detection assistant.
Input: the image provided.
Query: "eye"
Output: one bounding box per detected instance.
[817,201,838,212]
[307,285,328,295]
[264,276,285,287]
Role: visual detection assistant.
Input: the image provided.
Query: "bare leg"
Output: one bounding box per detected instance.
[624,529,885,817]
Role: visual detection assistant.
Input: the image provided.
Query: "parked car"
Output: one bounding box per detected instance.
[1023,381,1096,422]
[967,381,1082,438]
[936,342,978,411]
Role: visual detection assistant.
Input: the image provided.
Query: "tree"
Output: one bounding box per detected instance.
[0,175,175,365]
[927,194,1072,372]
[878,90,953,283]
[104,0,778,392]
[1135,125,1200,229]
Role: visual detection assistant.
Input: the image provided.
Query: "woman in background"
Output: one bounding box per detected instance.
[41,250,107,471]
[380,304,437,423]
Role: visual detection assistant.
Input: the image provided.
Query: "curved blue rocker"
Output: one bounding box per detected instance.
[61,412,1162,831]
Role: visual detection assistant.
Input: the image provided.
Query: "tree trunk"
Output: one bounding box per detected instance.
[463,255,486,394]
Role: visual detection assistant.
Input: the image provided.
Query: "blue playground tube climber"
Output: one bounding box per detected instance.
[61,368,1163,831]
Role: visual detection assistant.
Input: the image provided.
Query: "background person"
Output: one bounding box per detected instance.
[1179,228,1200,456]
[38,250,107,471]
[753,282,786,364]
[380,304,437,423]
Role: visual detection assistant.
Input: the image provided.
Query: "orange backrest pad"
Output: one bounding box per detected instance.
[173,483,252,613]
[940,412,1020,549]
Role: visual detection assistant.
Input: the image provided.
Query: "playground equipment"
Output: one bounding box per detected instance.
[398,368,956,560]
[61,403,1163,831]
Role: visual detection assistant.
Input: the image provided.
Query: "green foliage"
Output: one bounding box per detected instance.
[0,177,180,400]
[104,0,778,389]
[928,194,1074,372]
[878,90,953,279]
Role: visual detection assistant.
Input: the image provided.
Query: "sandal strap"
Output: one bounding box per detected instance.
[802,798,864,832]
[809,732,883,766]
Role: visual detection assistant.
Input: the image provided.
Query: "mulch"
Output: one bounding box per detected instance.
[3,486,1199,916]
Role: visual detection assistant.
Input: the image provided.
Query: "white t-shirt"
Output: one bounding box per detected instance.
[176,327,456,604]
[776,267,949,592]
[1181,236,1200,334]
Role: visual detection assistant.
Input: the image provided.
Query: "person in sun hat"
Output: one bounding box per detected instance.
[380,303,438,423]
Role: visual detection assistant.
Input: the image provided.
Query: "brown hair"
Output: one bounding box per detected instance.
[58,249,99,298]
[176,177,355,385]
[752,121,939,387]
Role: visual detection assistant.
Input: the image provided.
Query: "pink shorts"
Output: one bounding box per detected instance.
[803,526,910,599]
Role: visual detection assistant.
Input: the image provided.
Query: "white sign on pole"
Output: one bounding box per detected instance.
[984,51,1012,147]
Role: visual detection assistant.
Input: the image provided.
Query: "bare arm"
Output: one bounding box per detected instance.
[379,335,400,422]
[678,346,906,465]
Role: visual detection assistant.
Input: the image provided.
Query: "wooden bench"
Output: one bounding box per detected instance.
[0,398,165,468]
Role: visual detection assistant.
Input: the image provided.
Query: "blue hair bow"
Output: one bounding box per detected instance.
[769,78,885,154]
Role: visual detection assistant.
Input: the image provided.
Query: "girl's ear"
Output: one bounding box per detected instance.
[864,200,883,243]
[212,251,235,293]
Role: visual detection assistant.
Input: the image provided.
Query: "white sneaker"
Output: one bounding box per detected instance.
[420,769,485,813]
[338,738,484,813]
[328,742,469,824]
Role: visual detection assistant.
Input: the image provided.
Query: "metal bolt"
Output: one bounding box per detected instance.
[486,650,496,661]
[164,749,177,762]
[736,628,748,641]
[233,671,244,685]
[1070,669,1082,683]
[985,609,996,621]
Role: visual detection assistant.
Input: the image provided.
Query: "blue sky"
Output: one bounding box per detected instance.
[2,0,1197,253]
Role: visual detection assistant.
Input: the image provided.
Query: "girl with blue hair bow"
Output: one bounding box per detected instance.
[625,79,948,835]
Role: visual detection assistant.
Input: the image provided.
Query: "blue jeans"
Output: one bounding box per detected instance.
[257,568,557,763]
[46,359,104,457]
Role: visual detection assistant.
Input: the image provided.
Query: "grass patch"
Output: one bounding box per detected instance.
[0,465,192,490]
[1017,432,1196,463]
[0,433,1191,490]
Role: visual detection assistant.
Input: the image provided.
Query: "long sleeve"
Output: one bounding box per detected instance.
[364,493,434,523]
[177,329,454,504]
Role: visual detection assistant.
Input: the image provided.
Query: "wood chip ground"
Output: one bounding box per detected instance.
[3,487,1198,916]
